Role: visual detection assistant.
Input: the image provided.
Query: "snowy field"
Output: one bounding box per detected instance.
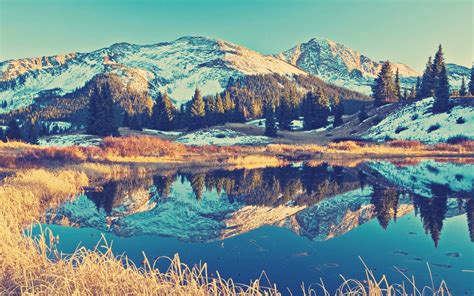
[245,116,333,132]
[38,134,102,147]
[245,118,304,130]
[142,129,182,137]
[177,128,269,146]
[364,97,474,143]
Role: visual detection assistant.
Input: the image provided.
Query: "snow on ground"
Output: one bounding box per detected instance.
[39,121,75,133]
[142,128,182,137]
[38,134,102,147]
[363,97,474,143]
[245,116,332,132]
[177,128,269,146]
[369,160,474,198]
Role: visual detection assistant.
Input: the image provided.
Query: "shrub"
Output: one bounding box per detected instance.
[456,117,466,124]
[446,135,471,145]
[18,147,87,165]
[388,140,423,149]
[101,136,187,158]
[395,126,408,134]
[328,141,363,151]
[427,123,441,133]
[411,114,419,121]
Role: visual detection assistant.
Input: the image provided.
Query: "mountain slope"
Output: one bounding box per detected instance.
[0,36,305,113]
[362,97,474,143]
[278,38,469,94]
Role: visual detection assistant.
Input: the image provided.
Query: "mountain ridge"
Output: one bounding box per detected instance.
[0,36,470,115]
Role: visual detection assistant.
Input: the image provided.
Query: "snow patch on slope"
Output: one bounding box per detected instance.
[38,134,102,147]
[177,128,269,146]
[363,97,474,143]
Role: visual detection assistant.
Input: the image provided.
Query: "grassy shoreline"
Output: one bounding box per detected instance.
[1,137,468,295]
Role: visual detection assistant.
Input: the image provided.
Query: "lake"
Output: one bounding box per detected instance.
[32,159,474,294]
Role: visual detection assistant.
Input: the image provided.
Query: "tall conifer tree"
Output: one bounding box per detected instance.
[87,82,118,136]
[394,68,401,100]
[372,61,396,106]
[419,57,435,99]
[303,88,329,129]
[469,66,474,95]
[332,94,344,127]
[151,92,175,131]
[6,118,22,141]
[433,63,450,112]
[459,77,467,97]
[264,101,278,137]
[415,76,421,98]
[215,93,225,124]
[188,88,206,129]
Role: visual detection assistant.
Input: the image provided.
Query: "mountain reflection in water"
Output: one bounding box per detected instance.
[45,159,474,246]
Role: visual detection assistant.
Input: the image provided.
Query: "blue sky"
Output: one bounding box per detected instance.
[0,0,472,70]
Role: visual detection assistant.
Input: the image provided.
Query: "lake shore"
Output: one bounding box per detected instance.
[1,137,470,295]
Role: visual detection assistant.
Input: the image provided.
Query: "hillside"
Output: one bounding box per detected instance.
[362,97,474,143]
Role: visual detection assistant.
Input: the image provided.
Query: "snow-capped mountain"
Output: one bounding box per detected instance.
[277,37,469,94]
[0,36,305,113]
[1,36,470,114]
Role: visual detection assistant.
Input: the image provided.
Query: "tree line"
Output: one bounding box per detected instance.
[86,73,359,137]
[370,45,473,115]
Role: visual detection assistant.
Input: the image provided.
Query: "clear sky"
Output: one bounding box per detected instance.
[0,0,472,71]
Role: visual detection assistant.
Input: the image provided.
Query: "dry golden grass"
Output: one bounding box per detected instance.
[227,155,285,169]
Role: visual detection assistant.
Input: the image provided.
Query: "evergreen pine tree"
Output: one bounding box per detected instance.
[129,114,143,131]
[24,119,39,144]
[358,105,368,122]
[394,68,401,100]
[402,88,408,101]
[419,57,435,99]
[188,88,206,129]
[6,118,22,141]
[415,76,421,98]
[264,101,278,137]
[233,98,246,122]
[431,45,444,81]
[303,88,329,129]
[332,94,344,127]
[433,63,450,113]
[278,94,293,130]
[215,93,225,124]
[469,66,474,95]
[409,85,416,100]
[0,128,5,142]
[372,61,397,106]
[87,83,118,136]
[204,95,217,126]
[223,91,234,114]
[459,77,467,97]
[151,92,175,130]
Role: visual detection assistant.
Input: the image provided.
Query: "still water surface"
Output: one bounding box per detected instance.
[33,159,474,294]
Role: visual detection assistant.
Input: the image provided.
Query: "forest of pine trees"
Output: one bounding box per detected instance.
[5,46,469,142]
[82,73,353,135]
[87,82,119,136]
